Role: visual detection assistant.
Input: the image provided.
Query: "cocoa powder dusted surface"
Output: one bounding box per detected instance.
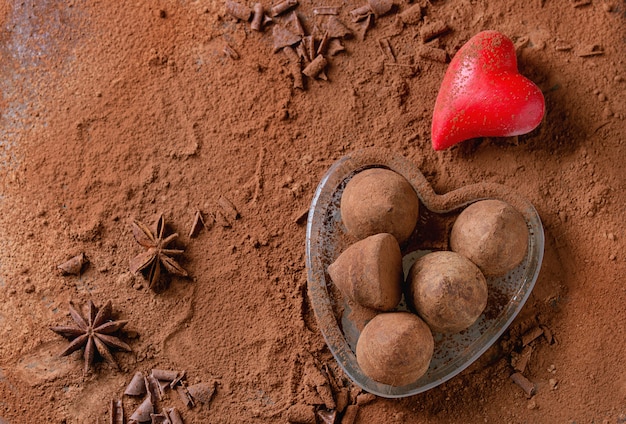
[0,1,625,423]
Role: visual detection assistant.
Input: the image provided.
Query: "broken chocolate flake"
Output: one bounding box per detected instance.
[272,25,302,53]
[167,408,184,424]
[217,196,239,221]
[146,374,163,401]
[170,370,187,388]
[317,409,337,424]
[578,44,604,57]
[176,384,195,408]
[324,16,352,39]
[188,210,206,238]
[125,371,147,396]
[302,36,316,63]
[150,412,171,424]
[317,31,331,56]
[58,253,87,275]
[285,11,305,36]
[368,0,393,16]
[187,381,217,405]
[341,405,359,424]
[359,14,374,40]
[326,39,345,56]
[130,396,154,423]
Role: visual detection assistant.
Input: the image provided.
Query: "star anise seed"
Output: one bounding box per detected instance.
[50,300,131,374]
[130,214,188,290]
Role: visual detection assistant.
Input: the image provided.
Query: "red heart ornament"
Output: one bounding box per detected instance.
[431,31,545,151]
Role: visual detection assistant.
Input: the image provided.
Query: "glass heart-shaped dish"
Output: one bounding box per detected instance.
[305,149,544,398]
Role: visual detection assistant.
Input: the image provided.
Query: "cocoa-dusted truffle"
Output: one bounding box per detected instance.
[356,312,434,386]
[408,251,488,334]
[340,168,419,244]
[328,233,402,311]
[450,199,528,276]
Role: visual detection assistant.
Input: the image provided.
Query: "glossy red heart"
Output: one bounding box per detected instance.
[431,31,545,151]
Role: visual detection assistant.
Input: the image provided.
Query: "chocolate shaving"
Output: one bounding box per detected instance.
[223,44,240,60]
[578,44,604,57]
[152,369,180,382]
[378,38,395,62]
[285,11,305,36]
[187,381,217,405]
[188,209,206,238]
[368,0,393,16]
[511,372,536,397]
[130,396,154,423]
[399,4,422,25]
[125,371,147,396]
[418,45,447,62]
[327,39,345,56]
[110,399,124,424]
[167,408,184,424]
[170,370,187,388]
[349,4,371,22]
[272,25,302,53]
[218,195,240,220]
[317,32,331,56]
[271,0,298,17]
[420,20,450,42]
[225,0,252,21]
[522,326,544,346]
[58,253,87,275]
[145,374,163,401]
[324,16,352,39]
[251,3,265,31]
[317,409,337,424]
[176,385,194,408]
[150,412,171,424]
[342,405,359,424]
[313,6,339,15]
[303,55,328,79]
[514,345,533,373]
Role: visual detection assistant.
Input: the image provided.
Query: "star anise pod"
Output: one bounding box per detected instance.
[50,300,131,374]
[130,214,188,290]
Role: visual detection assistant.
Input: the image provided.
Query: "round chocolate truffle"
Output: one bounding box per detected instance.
[408,251,488,334]
[340,168,419,244]
[356,312,434,386]
[450,199,529,276]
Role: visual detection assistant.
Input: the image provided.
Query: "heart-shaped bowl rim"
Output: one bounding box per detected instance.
[305,148,544,398]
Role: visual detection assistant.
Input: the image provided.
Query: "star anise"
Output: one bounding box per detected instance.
[130,214,188,290]
[50,300,131,374]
